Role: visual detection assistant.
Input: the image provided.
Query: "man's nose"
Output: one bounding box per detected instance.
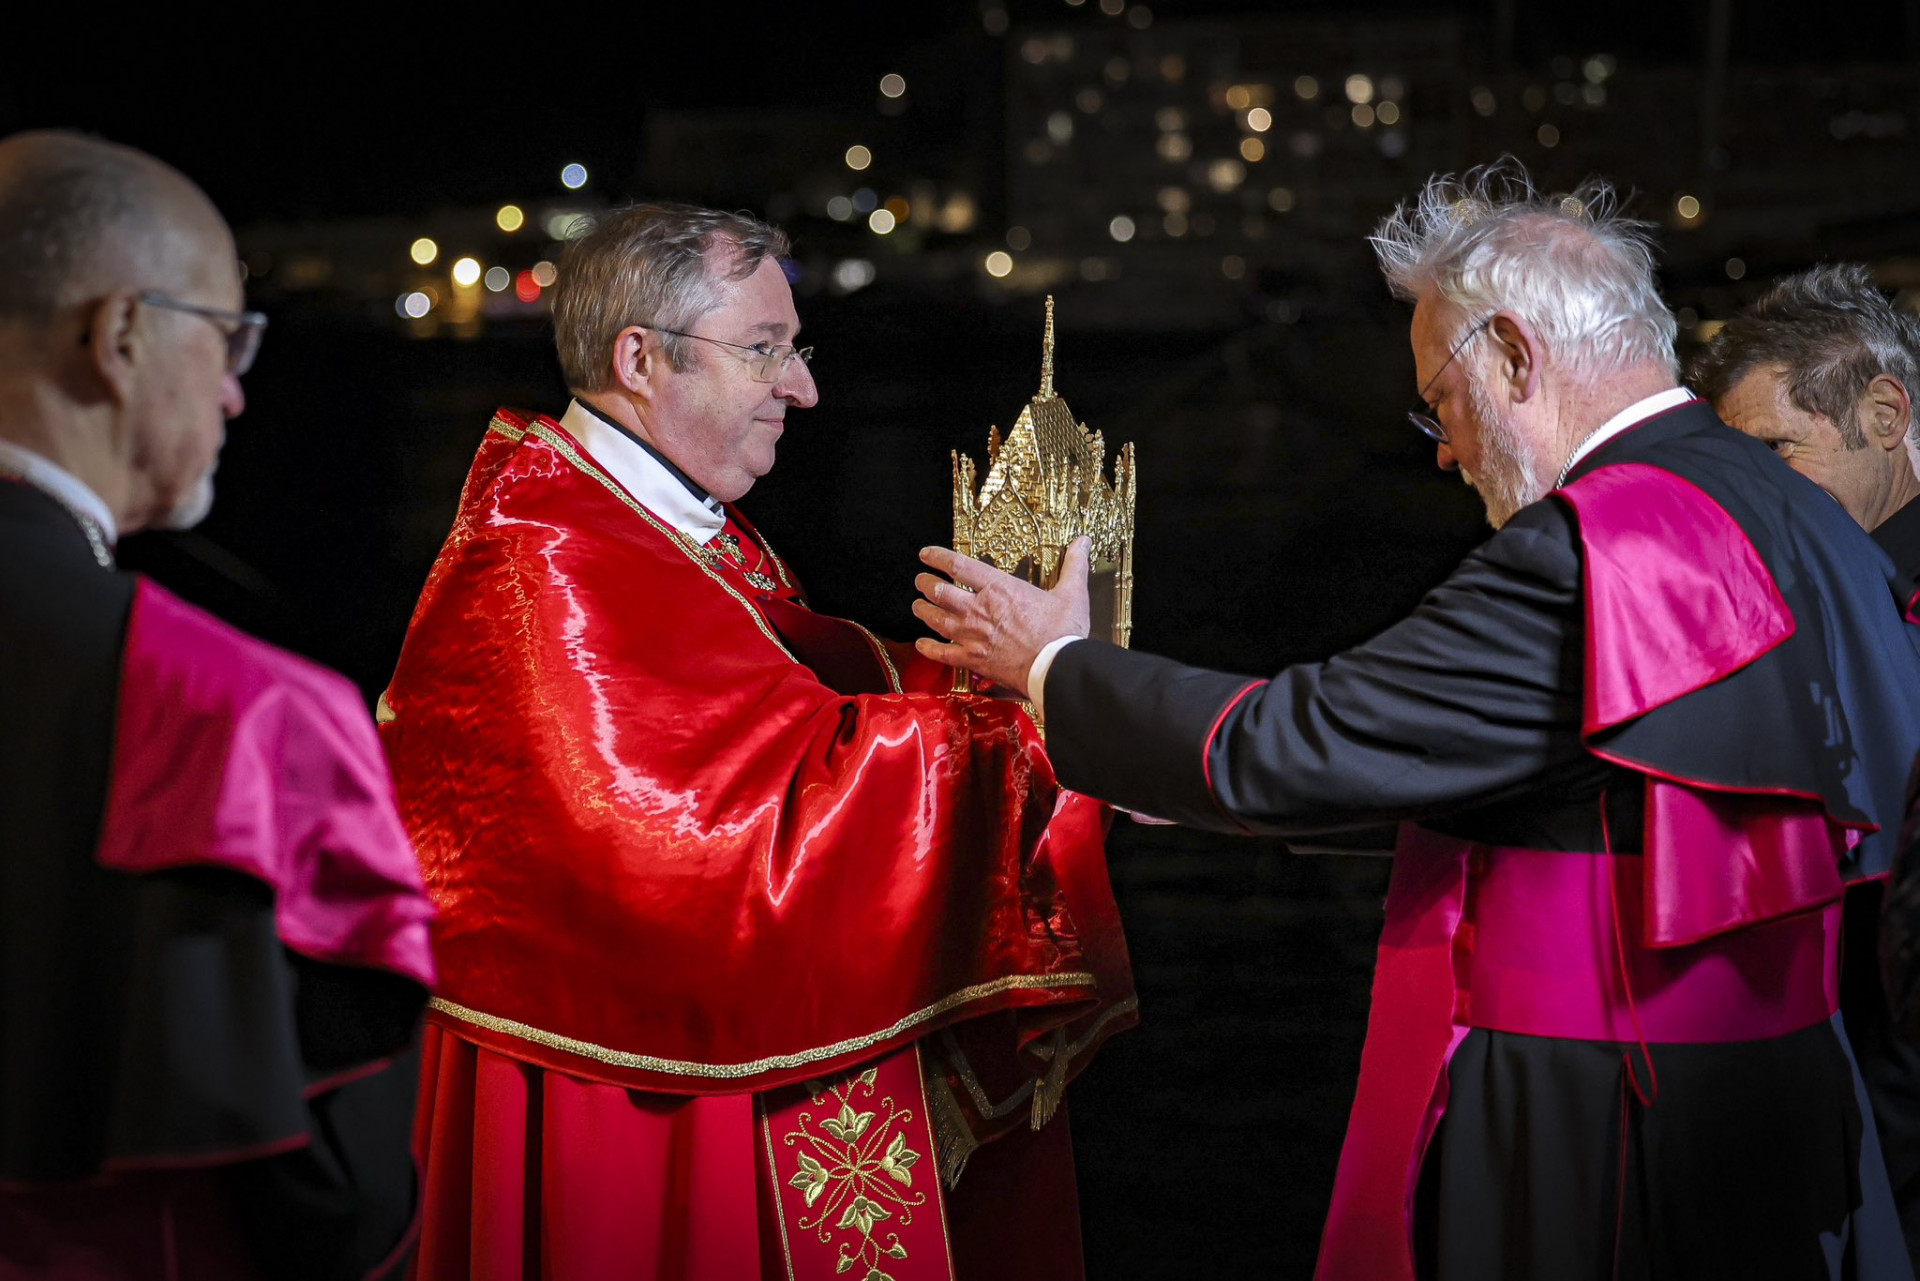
[777,355,819,409]
[1436,441,1458,472]
[221,371,246,419]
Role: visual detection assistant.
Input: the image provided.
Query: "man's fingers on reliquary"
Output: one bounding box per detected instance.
[911,598,959,638]
[913,635,967,667]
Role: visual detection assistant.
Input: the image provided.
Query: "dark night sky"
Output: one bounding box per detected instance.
[6,1,1913,224]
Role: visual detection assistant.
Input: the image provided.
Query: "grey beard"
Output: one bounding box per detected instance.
[157,468,215,531]
[1466,379,1544,529]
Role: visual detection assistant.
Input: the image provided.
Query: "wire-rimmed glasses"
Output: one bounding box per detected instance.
[1407,316,1493,444]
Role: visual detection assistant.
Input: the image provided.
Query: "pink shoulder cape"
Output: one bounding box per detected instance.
[96,578,436,988]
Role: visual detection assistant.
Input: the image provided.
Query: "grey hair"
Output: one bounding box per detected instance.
[1687,263,1920,451]
[1370,158,1679,380]
[0,130,184,324]
[552,202,791,391]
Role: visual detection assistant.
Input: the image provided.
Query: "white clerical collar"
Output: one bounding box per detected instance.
[557,399,726,545]
[1562,386,1698,480]
[0,438,118,544]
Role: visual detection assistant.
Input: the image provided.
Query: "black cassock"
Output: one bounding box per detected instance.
[1044,403,1920,1280]
[0,478,430,1280]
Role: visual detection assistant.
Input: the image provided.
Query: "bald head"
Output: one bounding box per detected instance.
[0,130,234,328]
[0,132,248,536]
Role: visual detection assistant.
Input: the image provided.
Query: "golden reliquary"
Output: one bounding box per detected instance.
[950,296,1137,708]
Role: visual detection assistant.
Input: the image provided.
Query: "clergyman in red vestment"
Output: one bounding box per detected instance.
[380,202,1136,1281]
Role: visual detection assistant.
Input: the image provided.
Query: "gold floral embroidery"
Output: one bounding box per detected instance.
[782,1066,926,1280]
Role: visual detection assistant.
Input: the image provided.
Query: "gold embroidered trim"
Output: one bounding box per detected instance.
[523,420,799,666]
[427,970,1097,1079]
[760,1099,801,1281]
[760,531,799,590]
[487,415,528,442]
[779,1061,930,1276]
[846,619,906,695]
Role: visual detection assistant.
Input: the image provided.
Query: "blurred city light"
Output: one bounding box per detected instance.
[826,196,854,221]
[484,266,511,293]
[1294,75,1319,101]
[1240,138,1267,162]
[451,258,482,288]
[1007,225,1033,250]
[398,291,432,319]
[514,270,541,303]
[409,238,439,266]
[1345,74,1375,104]
[879,74,906,99]
[531,261,558,288]
[846,144,873,171]
[1246,107,1272,132]
[495,205,525,233]
[1109,215,1136,242]
[868,209,898,234]
[832,259,876,292]
[560,163,589,190]
[984,251,1014,278]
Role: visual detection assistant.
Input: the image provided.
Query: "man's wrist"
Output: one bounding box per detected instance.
[1027,636,1083,722]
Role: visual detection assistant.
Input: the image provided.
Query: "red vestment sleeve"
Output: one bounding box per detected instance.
[381,413,1134,1096]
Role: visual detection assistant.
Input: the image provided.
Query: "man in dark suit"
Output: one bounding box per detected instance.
[1690,262,1920,589]
[1690,262,1920,1264]
[913,162,1920,1280]
[0,130,436,1280]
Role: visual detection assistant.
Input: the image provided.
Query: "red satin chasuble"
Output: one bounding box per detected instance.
[384,410,1135,1281]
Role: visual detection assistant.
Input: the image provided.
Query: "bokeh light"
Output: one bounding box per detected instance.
[409,238,438,266]
[879,74,906,98]
[531,261,558,288]
[560,163,589,190]
[495,205,525,233]
[398,291,431,319]
[868,209,897,234]
[984,251,1014,278]
[845,144,873,171]
[484,266,511,292]
[451,258,482,288]
[514,270,541,303]
[1109,215,1136,242]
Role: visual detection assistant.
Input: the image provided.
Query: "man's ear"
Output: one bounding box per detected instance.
[1861,374,1911,452]
[1488,312,1544,404]
[610,325,662,397]
[80,293,142,407]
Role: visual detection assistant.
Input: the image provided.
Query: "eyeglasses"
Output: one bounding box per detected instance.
[649,327,813,383]
[138,293,268,375]
[1406,316,1492,444]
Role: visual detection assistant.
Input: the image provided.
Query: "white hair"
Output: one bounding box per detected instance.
[1370,158,1679,380]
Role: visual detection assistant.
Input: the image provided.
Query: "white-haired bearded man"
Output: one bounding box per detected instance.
[913,161,1920,1280]
[0,131,436,1279]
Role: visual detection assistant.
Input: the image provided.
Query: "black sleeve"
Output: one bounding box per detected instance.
[1044,499,1591,835]
[224,1040,423,1281]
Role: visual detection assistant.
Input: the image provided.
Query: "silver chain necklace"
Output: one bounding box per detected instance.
[1554,424,1611,490]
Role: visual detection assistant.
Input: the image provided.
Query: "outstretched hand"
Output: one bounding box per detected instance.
[913,538,1093,698]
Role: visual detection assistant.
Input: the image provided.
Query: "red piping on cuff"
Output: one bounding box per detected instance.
[1200,680,1267,835]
